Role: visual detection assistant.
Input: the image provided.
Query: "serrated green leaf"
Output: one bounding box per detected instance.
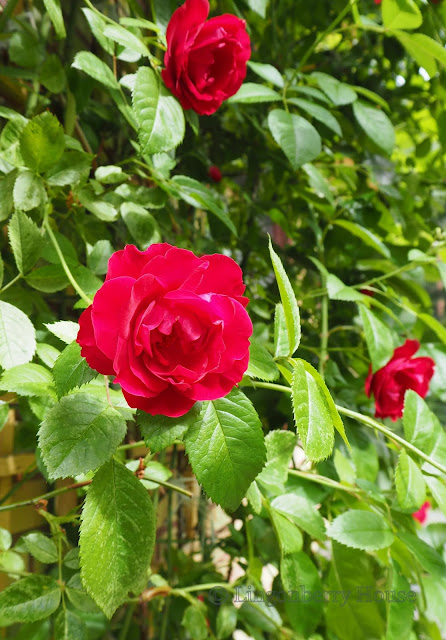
[26,264,69,293]
[395,450,426,511]
[8,211,43,274]
[0,575,61,626]
[269,239,301,355]
[182,605,208,640]
[36,343,60,368]
[54,609,86,640]
[52,341,96,398]
[398,531,446,578]
[44,320,79,344]
[333,220,390,258]
[121,202,161,250]
[66,573,100,613]
[353,101,395,155]
[0,550,25,575]
[328,510,394,550]
[13,171,46,211]
[77,186,118,222]
[228,83,281,103]
[274,303,290,357]
[271,494,326,539]
[0,527,12,551]
[382,0,422,30]
[312,72,357,105]
[171,175,236,234]
[302,163,335,204]
[46,150,92,186]
[359,305,394,372]
[281,552,323,636]
[137,403,200,453]
[39,54,66,93]
[103,24,150,57]
[268,109,321,168]
[184,388,266,511]
[38,392,127,479]
[133,66,185,155]
[269,508,303,554]
[0,363,54,398]
[246,480,262,515]
[386,561,415,640]
[288,97,342,137]
[72,52,119,90]
[81,8,114,55]
[79,459,156,618]
[42,0,66,38]
[20,112,65,174]
[0,301,36,369]
[22,532,58,564]
[291,360,334,462]
[247,61,284,88]
[257,430,296,487]
[246,341,279,381]
[0,171,17,221]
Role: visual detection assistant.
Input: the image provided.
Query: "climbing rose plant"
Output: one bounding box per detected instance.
[0,0,445,638]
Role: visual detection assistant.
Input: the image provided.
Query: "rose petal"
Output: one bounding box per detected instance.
[77,306,115,375]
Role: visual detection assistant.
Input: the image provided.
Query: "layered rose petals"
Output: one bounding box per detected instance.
[161,0,251,116]
[365,339,435,421]
[77,244,252,417]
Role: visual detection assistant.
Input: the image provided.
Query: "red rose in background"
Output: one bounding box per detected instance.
[412,501,431,524]
[208,165,223,182]
[77,244,252,417]
[365,339,435,421]
[162,0,251,116]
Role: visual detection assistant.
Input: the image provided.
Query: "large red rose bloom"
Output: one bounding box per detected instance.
[365,339,435,421]
[161,0,251,116]
[77,244,252,417]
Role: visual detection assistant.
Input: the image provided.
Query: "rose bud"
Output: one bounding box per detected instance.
[208,165,222,182]
[161,0,251,116]
[77,244,252,418]
[365,339,435,421]
[412,501,431,524]
[360,288,375,297]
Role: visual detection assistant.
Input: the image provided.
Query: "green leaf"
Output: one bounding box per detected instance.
[103,24,150,57]
[52,341,96,398]
[38,392,127,479]
[0,551,25,575]
[20,112,65,174]
[22,532,58,564]
[81,8,115,55]
[291,360,334,462]
[272,493,326,539]
[13,171,46,211]
[359,305,394,372]
[246,480,262,514]
[326,543,385,640]
[288,97,342,136]
[269,508,303,553]
[0,363,54,398]
[182,605,208,640]
[54,610,86,640]
[184,388,266,512]
[8,211,43,274]
[171,175,236,235]
[281,552,323,636]
[0,575,61,626]
[246,341,279,381]
[382,0,422,30]
[39,54,66,93]
[26,265,69,293]
[247,61,284,88]
[418,313,446,346]
[395,450,426,511]
[0,301,36,369]
[0,171,17,221]
[353,101,395,155]
[257,430,296,487]
[328,510,394,550]
[269,239,301,355]
[121,202,161,250]
[79,459,156,618]
[386,561,415,640]
[398,531,446,578]
[298,359,349,449]
[216,604,237,640]
[46,150,92,186]
[133,66,185,155]
[0,527,12,551]
[425,476,446,518]
[42,0,66,38]
[302,163,335,204]
[274,303,290,357]
[72,52,119,90]
[66,573,100,613]
[9,30,44,68]
[87,240,114,275]
[95,165,128,184]
[44,320,79,344]
[228,83,282,103]
[312,72,357,105]
[268,109,321,168]
[137,404,200,453]
[333,220,391,258]
[246,0,269,17]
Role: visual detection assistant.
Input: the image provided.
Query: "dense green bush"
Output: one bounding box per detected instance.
[0,0,446,638]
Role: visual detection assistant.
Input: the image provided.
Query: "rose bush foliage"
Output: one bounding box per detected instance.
[0,0,445,639]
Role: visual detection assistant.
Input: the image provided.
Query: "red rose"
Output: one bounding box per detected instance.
[365,339,435,421]
[412,501,431,524]
[77,244,252,417]
[208,165,222,182]
[161,0,251,116]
